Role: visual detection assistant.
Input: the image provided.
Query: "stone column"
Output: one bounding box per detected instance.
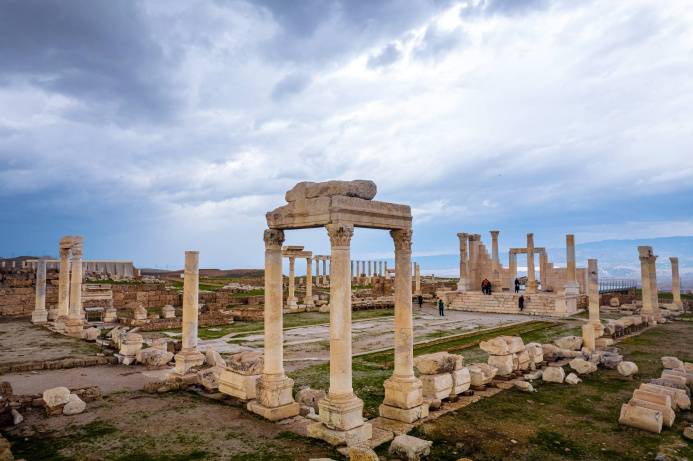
[379,261,383,276]
[32,257,48,324]
[526,233,538,294]
[173,251,205,374]
[539,251,547,290]
[583,258,601,351]
[380,229,424,423]
[670,257,682,309]
[490,231,501,287]
[305,258,314,308]
[315,257,320,282]
[649,254,662,321]
[457,233,469,291]
[415,263,421,295]
[351,260,354,281]
[309,224,371,444]
[384,261,388,278]
[66,245,85,336]
[468,234,479,291]
[322,259,327,285]
[249,230,299,420]
[638,246,653,320]
[287,257,296,308]
[368,260,372,283]
[508,251,517,292]
[564,235,579,295]
[56,248,71,328]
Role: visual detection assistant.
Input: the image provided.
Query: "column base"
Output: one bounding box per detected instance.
[457,280,469,292]
[382,376,423,409]
[307,422,372,447]
[47,309,58,321]
[54,316,69,331]
[103,308,118,323]
[174,348,205,375]
[256,375,296,408]
[564,281,580,296]
[32,311,48,324]
[65,318,84,337]
[319,394,365,431]
[247,400,299,421]
[379,403,428,423]
[526,281,539,294]
[582,324,596,351]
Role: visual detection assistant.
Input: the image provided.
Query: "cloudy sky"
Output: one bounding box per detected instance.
[1,0,692,272]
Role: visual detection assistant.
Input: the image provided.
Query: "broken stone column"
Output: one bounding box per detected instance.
[305,257,314,309]
[526,233,538,294]
[457,233,469,291]
[248,230,299,420]
[508,251,517,292]
[287,256,297,308]
[564,234,579,295]
[588,258,601,327]
[670,257,682,309]
[56,247,71,329]
[173,251,205,375]
[380,229,425,424]
[219,351,264,400]
[65,243,84,337]
[490,231,501,288]
[618,402,663,433]
[308,224,371,445]
[414,263,421,295]
[638,246,653,321]
[103,300,118,322]
[649,254,662,322]
[32,257,48,324]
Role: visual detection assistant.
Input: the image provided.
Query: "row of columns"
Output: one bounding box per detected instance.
[351,260,388,280]
[286,256,314,308]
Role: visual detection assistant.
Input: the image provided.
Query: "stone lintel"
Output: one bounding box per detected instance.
[281,250,312,258]
[266,195,411,231]
[59,235,84,248]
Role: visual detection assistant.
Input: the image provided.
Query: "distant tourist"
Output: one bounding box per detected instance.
[481,279,487,294]
[519,295,524,311]
[515,278,520,293]
[417,294,423,309]
[438,299,445,316]
[487,280,492,295]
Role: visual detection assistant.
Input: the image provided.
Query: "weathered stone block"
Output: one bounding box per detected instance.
[414,352,456,375]
[618,403,662,433]
[420,373,453,400]
[542,367,565,383]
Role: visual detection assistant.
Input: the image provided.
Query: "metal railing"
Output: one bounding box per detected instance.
[599,279,637,294]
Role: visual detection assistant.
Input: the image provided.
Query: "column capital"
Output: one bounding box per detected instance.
[468,234,479,242]
[670,257,679,264]
[490,230,499,239]
[289,256,295,266]
[71,245,83,260]
[390,229,413,251]
[639,255,650,264]
[457,232,468,243]
[648,254,658,263]
[59,248,71,259]
[326,224,354,247]
[263,229,285,249]
[637,245,652,258]
[566,234,575,246]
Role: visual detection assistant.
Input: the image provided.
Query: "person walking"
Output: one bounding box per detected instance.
[519,294,524,311]
[438,298,445,316]
[417,294,423,309]
[514,278,520,293]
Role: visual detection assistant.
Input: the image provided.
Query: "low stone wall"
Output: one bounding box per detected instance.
[120,311,235,331]
[599,290,637,306]
[446,291,578,317]
[0,356,118,375]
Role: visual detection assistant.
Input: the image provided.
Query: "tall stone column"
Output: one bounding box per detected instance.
[380,229,424,423]
[322,259,327,285]
[305,258,314,308]
[638,246,653,320]
[457,233,469,291]
[649,255,662,321]
[287,257,296,308]
[525,233,538,294]
[32,258,48,324]
[379,261,383,276]
[564,235,579,295]
[65,245,84,336]
[309,224,371,444]
[508,251,517,292]
[384,261,388,278]
[249,230,299,420]
[368,260,372,283]
[174,251,205,374]
[670,257,682,309]
[539,251,547,290]
[583,258,602,351]
[56,248,71,328]
[490,231,501,287]
[316,257,320,282]
[415,263,421,295]
[468,234,479,291]
[351,261,354,281]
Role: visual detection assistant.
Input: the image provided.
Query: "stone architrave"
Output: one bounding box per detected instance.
[32,258,48,324]
[55,246,72,329]
[380,229,425,424]
[457,233,469,291]
[564,235,579,295]
[65,242,85,337]
[508,250,517,292]
[670,257,682,309]
[247,230,300,420]
[288,257,297,308]
[490,231,501,288]
[649,254,662,321]
[638,247,653,321]
[173,251,205,375]
[525,233,538,294]
[305,257,314,308]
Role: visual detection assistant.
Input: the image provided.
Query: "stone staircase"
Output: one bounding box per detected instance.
[447,291,559,316]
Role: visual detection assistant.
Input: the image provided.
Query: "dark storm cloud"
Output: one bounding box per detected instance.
[0,0,176,123]
[367,44,401,69]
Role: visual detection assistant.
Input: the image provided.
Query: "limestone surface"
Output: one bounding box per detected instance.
[569,358,597,375]
[135,348,174,367]
[542,367,566,383]
[628,398,675,427]
[349,443,379,461]
[63,394,86,415]
[555,336,583,351]
[662,369,693,386]
[285,180,377,202]
[43,387,70,408]
[618,361,639,377]
[479,337,509,356]
[525,343,544,363]
[640,383,691,410]
[565,373,582,385]
[514,351,530,371]
[618,403,663,433]
[488,354,514,376]
[515,381,534,392]
[205,349,226,368]
[119,333,143,357]
[197,366,224,390]
[420,373,453,400]
[295,388,327,411]
[414,352,457,375]
[389,434,432,461]
[662,356,684,370]
[468,363,497,386]
[450,368,471,395]
[541,344,560,361]
[227,351,264,376]
[82,327,100,341]
[632,389,672,410]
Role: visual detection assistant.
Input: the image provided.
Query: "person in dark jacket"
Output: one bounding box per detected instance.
[487,280,492,295]
[418,294,423,309]
[519,295,524,311]
[438,299,445,316]
[515,278,520,293]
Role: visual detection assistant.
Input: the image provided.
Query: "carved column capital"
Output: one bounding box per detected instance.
[59,248,71,259]
[490,231,499,239]
[670,257,679,264]
[263,229,285,248]
[326,224,354,247]
[71,244,83,260]
[390,229,413,252]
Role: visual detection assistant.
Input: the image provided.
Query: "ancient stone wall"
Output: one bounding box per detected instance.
[543,267,587,294]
